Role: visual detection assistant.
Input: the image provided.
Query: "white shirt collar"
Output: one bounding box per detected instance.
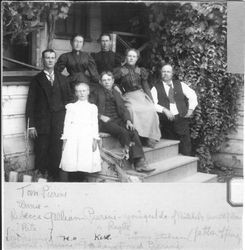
[43,70,54,77]
[44,70,55,85]
[44,70,54,76]
[162,80,173,87]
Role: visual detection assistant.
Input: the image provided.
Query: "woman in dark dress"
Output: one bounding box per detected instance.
[55,34,100,91]
[113,49,161,147]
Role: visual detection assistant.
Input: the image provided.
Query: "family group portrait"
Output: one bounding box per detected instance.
[2,1,244,183]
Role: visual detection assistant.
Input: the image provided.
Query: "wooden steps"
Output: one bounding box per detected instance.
[127,155,198,183]
[143,140,179,163]
[101,133,217,183]
[179,172,217,183]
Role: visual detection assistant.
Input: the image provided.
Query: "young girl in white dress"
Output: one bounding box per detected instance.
[59,82,101,181]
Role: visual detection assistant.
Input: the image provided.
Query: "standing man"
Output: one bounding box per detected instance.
[92,33,123,74]
[26,49,73,181]
[151,64,198,156]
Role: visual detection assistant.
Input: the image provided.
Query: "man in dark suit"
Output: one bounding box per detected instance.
[26,49,73,181]
[151,64,198,156]
[93,71,155,173]
[92,33,123,74]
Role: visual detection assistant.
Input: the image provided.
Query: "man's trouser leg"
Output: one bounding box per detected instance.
[128,129,144,159]
[158,113,177,140]
[49,111,65,181]
[100,120,144,160]
[34,134,50,174]
[173,116,191,156]
[100,120,131,147]
[49,130,63,180]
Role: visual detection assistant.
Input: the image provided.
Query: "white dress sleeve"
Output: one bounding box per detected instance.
[91,104,100,140]
[61,103,74,140]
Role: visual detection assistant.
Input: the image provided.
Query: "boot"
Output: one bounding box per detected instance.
[134,158,155,173]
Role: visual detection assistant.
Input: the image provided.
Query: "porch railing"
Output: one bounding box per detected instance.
[110,31,150,53]
[3,57,41,71]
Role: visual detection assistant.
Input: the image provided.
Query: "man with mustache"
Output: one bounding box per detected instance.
[151,64,198,156]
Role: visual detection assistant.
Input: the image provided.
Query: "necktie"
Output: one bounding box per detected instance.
[168,84,175,103]
[47,72,54,86]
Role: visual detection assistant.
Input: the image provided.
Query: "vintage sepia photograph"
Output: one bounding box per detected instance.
[2,1,244,249]
[3,1,243,183]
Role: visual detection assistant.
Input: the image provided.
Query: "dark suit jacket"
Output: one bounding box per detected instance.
[93,86,131,123]
[55,51,100,85]
[91,51,122,74]
[25,70,73,134]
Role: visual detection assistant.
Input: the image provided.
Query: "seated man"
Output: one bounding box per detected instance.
[151,64,198,156]
[93,71,155,173]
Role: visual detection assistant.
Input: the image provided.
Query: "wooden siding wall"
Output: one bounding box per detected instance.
[3,83,35,171]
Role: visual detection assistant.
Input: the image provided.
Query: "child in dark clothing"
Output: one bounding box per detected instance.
[94,71,155,173]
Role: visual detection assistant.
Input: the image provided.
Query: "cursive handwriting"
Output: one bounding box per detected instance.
[17,200,41,210]
[107,220,131,234]
[17,184,67,199]
[83,207,118,224]
[5,199,242,250]
[58,235,77,241]
[171,210,204,225]
[94,233,111,240]
[122,209,168,223]
[187,225,242,245]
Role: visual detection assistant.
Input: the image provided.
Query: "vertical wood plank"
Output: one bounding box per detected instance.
[111,33,117,52]
[9,171,18,182]
[38,178,47,182]
[23,175,32,182]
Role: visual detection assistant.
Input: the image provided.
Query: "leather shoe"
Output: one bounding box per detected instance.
[134,158,155,173]
[146,139,157,148]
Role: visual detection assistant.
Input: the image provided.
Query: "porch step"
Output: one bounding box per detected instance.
[178,172,218,183]
[143,140,179,163]
[126,155,198,183]
[99,134,217,183]
[101,133,179,163]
